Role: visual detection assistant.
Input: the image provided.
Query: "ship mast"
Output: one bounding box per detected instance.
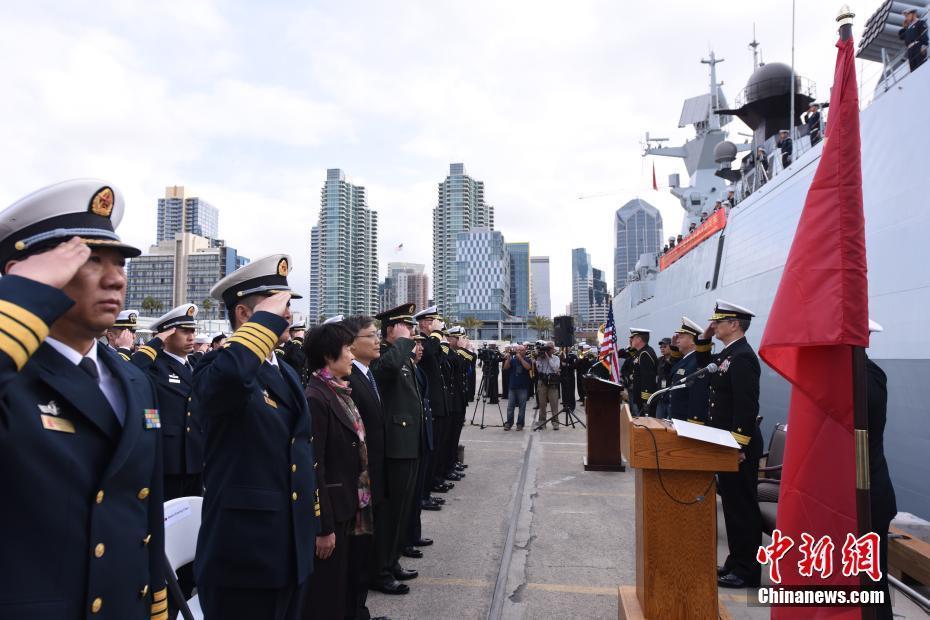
[701,51,724,131]
[749,24,760,70]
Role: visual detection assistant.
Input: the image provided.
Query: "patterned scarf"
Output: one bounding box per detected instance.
[314,368,373,536]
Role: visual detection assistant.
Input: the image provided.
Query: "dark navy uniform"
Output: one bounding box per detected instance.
[668,317,712,423]
[193,254,319,619]
[621,332,657,414]
[132,337,203,499]
[899,14,929,71]
[413,307,449,490]
[707,335,763,586]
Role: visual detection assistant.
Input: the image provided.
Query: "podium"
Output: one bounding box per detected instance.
[618,408,739,620]
[582,376,625,471]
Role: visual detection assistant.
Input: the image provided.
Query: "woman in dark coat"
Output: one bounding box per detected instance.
[300,323,373,619]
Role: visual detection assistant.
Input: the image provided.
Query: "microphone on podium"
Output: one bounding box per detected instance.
[673,362,718,386]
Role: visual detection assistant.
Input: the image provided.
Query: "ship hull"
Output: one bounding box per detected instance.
[614,65,930,519]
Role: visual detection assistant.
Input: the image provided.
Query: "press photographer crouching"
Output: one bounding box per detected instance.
[534,342,561,430]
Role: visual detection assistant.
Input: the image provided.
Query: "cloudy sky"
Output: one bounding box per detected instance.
[0,0,886,315]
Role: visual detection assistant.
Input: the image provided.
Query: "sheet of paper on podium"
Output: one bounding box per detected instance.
[671,419,740,449]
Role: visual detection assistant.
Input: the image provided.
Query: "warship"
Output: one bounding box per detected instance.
[612,2,930,519]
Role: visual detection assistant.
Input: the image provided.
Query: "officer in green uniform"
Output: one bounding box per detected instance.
[370,304,423,594]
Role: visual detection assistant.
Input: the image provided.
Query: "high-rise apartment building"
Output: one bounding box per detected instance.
[614,198,663,292]
[505,242,530,319]
[382,263,429,312]
[529,256,551,317]
[455,228,510,321]
[571,248,593,326]
[156,186,219,243]
[432,163,494,320]
[308,169,379,323]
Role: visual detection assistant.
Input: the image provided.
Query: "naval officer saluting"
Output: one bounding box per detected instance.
[0,180,167,618]
[131,303,203,500]
[667,316,712,423]
[106,309,138,360]
[193,254,320,620]
[705,300,763,589]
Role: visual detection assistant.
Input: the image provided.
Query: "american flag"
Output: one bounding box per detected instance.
[598,304,622,383]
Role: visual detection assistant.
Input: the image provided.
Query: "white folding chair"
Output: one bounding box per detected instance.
[163,496,204,620]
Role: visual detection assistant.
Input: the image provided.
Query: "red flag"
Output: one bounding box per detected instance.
[759,35,868,619]
[652,162,658,190]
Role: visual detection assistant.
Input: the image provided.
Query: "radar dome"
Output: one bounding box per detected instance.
[743,62,801,104]
[714,140,737,165]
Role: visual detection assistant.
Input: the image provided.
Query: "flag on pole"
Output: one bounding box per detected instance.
[652,162,658,190]
[759,30,868,619]
[598,304,622,383]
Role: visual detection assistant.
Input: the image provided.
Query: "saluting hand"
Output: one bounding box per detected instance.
[116,328,134,349]
[155,327,176,342]
[254,291,292,318]
[7,237,90,289]
[315,533,336,560]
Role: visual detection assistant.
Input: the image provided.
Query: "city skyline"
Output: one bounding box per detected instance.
[0,2,874,316]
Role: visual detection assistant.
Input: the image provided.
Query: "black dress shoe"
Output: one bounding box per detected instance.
[413,537,433,547]
[430,496,446,504]
[402,546,423,558]
[717,573,759,589]
[456,462,468,469]
[716,565,729,577]
[421,500,441,511]
[431,483,450,493]
[371,579,409,595]
[449,470,465,479]
[445,472,462,481]
[393,567,418,581]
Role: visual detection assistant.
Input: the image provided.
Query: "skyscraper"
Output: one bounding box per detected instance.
[505,242,530,319]
[571,248,592,326]
[614,198,663,293]
[432,163,494,320]
[309,169,379,323]
[455,228,510,321]
[127,188,245,320]
[591,267,609,326]
[529,256,551,318]
[156,185,219,243]
[384,263,429,312]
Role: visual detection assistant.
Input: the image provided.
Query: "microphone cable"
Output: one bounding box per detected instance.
[631,420,717,506]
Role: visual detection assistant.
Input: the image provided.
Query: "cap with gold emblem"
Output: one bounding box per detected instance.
[675,316,703,337]
[629,327,651,338]
[413,305,441,321]
[113,309,139,330]
[151,303,198,333]
[0,179,141,270]
[709,299,755,322]
[375,303,417,326]
[210,254,302,308]
[447,326,466,337]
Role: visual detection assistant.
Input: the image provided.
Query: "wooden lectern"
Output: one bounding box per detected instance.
[582,376,625,471]
[618,408,739,620]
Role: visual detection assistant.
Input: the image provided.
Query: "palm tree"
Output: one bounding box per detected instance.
[527,315,553,339]
[201,297,213,319]
[141,296,162,314]
[460,316,482,339]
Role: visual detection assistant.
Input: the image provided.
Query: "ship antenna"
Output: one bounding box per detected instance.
[749,24,760,70]
[700,51,724,131]
[789,0,796,141]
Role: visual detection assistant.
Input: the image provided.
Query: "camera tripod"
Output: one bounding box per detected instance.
[470,371,505,429]
[532,384,586,431]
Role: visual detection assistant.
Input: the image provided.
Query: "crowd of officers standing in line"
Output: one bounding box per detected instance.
[0,179,487,620]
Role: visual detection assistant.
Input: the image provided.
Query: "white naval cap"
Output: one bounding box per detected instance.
[322,315,343,325]
[629,327,651,336]
[113,309,139,329]
[0,179,141,270]
[675,316,703,337]
[413,305,441,321]
[151,303,198,332]
[869,319,883,333]
[194,333,210,345]
[709,299,755,321]
[290,320,307,330]
[210,254,302,307]
[448,326,466,336]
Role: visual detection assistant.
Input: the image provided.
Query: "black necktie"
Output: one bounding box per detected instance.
[79,357,100,382]
[366,369,381,403]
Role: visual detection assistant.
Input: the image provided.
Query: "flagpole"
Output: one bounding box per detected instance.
[837,8,875,619]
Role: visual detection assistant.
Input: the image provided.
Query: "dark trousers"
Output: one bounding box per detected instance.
[717,431,763,584]
[487,371,499,403]
[447,411,465,471]
[561,374,576,411]
[501,369,509,399]
[873,514,894,620]
[345,533,373,619]
[301,520,350,619]
[429,417,449,485]
[408,453,429,545]
[376,458,419,580]
[199,582,301,620]
[576,372,586,401]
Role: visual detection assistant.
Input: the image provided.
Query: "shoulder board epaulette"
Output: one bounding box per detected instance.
[457,349,475,361]
[440,344,449,354]
[429,331,442,341]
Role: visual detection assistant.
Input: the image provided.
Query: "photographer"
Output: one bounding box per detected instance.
[502,345,532,430]
[534,342,561,430]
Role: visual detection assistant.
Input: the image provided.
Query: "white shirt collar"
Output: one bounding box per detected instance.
[681,350,695,360]
[266,352,279,366]
[353,359,370,374]
[46,337,98,366]
[163,350,188,366]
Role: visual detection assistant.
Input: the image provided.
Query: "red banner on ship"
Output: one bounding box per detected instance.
[659,208,726,270]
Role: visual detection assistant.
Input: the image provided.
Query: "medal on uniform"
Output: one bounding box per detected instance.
[263,389,278,408]
[168,373,181,384]
[144,409,161,429]
[719,358,731,374]
[38,400,61,416]
[41,414,75,433]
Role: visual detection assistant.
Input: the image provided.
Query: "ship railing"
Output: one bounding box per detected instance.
[734,75,816,109]
[859,46,913,107]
